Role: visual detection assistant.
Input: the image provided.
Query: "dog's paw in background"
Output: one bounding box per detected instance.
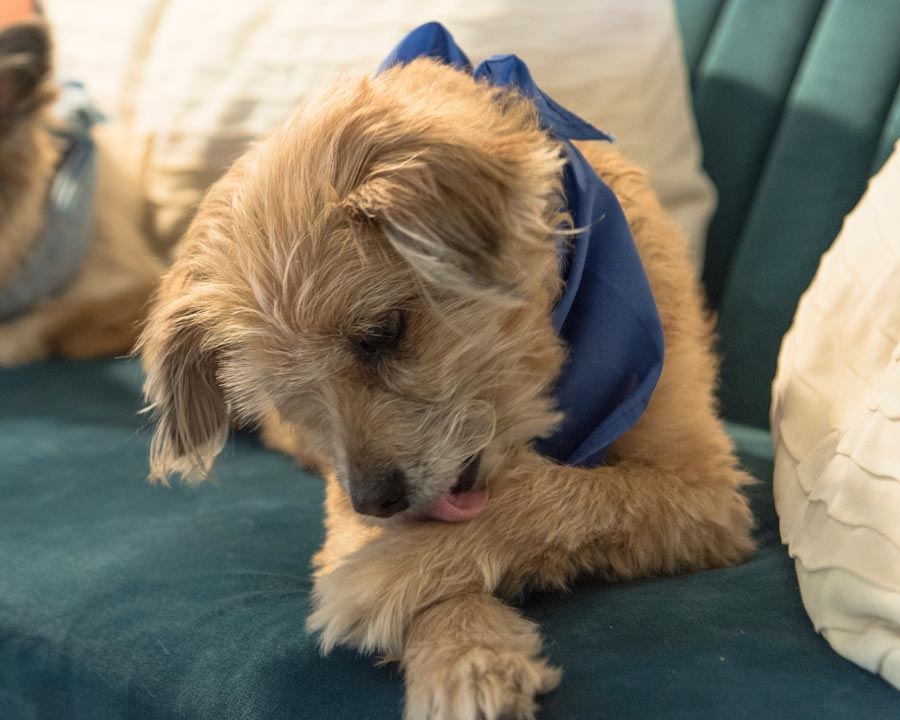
[402,594,561,720]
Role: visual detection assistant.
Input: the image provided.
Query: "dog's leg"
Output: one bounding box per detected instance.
[311,474,384,577]
[307,443,754,657]
[401,593,560,720]
[0,311,52,365]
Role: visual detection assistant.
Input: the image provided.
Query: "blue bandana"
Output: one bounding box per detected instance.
[380,23,665,467]
[0,81,98,322]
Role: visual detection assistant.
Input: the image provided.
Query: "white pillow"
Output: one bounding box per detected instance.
[44,0,714,267]
[771,141,900,690]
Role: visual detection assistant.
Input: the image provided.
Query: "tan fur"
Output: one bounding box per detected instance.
[0,20,164,365]
[139,59,754,720]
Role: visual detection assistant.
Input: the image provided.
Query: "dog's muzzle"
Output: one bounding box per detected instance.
[348,469,409,518]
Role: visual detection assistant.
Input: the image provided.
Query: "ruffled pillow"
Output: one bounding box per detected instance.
[772,142,900,690]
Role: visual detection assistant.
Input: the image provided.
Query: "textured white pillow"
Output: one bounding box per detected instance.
[772,141,900,690]
[44,0,714,266]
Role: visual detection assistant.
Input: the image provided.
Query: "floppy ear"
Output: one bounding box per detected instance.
[0,19,52,121]
[138,270,229,485]
[341,136,565,299]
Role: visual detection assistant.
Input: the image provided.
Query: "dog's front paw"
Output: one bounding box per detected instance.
[306,553,400,654]
[307,529,477,655]
[307,524,490,655]
[404,640,561,720]
[402,593,560,720]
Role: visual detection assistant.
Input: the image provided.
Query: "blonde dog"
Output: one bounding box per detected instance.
[139,49,754,719]
[0,18,163,365]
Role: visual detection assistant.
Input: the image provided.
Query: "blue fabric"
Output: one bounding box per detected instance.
[0,81,98,322]
[380,23,665,467]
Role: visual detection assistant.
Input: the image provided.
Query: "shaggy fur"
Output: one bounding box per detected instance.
[0,19,163,365]
[139,58,755,720]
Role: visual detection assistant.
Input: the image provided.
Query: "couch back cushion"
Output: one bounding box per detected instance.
[676,0,900,428]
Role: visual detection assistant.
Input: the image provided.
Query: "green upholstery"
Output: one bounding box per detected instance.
[677,0,900,427]
[4,4,900,718]
[3,360,900,719]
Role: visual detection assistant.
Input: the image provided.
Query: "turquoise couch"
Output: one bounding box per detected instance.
[2,2,899,717]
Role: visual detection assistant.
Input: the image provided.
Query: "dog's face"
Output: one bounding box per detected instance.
[141,59,569,521]
[0,18,50,134]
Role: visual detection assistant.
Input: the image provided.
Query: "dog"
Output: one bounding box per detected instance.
[0,17,163,365]
[139,25,755,720]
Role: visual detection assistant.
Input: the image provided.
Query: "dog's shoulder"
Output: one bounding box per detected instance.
[574,140,701,331]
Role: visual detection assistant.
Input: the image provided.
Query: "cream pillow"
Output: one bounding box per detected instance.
[44,0,714,267]
[771,141,900,690]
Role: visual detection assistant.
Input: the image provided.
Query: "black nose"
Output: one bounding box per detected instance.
[349,469,409,518]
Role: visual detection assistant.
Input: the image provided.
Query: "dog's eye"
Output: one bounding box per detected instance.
[355,310,404,356]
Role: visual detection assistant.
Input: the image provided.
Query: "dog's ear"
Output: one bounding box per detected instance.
[341,136,565,299]
[0,20,52,120]
[138,268,229,485]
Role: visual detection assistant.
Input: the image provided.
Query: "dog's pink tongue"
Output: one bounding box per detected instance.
[424,489,489,523]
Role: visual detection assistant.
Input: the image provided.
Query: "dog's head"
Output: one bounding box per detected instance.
[0,16,51,127]
[140,59,568,521]
[0,17,55,265]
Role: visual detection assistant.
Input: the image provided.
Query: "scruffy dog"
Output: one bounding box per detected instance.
[0,18,163,365]
[139,45,755,720]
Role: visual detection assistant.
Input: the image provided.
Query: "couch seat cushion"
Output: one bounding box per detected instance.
[1,360,898,718]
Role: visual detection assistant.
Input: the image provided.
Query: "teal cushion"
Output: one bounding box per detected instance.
[676,0,900,428]
[3,360,899,718]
